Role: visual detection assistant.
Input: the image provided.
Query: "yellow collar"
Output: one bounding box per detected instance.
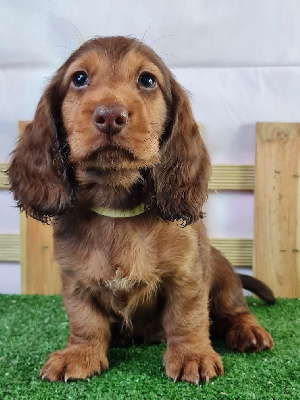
[91,204,146,218]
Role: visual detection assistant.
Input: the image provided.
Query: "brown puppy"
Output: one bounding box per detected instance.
[9,36,274,384]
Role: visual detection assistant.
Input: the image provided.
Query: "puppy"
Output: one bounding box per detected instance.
[9,36,274,384]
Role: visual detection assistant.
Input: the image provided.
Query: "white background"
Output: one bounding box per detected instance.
[1,0,300,293]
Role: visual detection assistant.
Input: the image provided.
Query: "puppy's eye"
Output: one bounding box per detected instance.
[138,73,156,89]
[72,71,89,87]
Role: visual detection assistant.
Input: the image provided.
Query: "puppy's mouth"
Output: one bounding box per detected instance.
[82,144,137,170]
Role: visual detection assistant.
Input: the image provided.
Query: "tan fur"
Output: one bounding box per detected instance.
[8,36,273,384]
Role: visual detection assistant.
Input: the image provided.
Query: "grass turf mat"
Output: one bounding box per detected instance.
[0,295,299,400]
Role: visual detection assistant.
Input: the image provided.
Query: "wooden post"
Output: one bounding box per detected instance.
[21,213,60,294]
[254,123,300,298]
[19,122,61,294]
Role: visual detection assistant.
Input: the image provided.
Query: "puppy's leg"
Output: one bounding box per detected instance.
[162,275,223,384]
[40,278,110,382]
[210,247,273,352]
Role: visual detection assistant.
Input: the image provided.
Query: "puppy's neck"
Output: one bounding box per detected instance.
[73,167,145,210]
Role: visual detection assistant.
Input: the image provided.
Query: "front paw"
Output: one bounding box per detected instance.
[226,325,274,352]
[163,346,223,384]
[40,344,109,382]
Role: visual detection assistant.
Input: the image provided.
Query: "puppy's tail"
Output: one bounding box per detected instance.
[238,274,276,305]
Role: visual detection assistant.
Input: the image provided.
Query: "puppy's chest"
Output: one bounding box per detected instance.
[80,223,160,293]
[100,267,149,294]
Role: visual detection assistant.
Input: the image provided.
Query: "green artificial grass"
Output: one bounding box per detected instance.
[0,296,299,400]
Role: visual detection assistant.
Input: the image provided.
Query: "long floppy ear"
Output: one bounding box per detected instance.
[8,81,74,223]
[151,76,211,226]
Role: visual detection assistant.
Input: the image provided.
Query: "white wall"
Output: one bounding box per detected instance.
[1,0,300,293]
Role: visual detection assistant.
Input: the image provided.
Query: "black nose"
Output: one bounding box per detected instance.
[93,105,129,135]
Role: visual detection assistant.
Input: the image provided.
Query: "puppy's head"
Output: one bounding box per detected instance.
[9,36,210,225]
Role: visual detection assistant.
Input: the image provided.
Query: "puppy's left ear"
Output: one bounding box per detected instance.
[8,78,74,223]
[151,76,211,225]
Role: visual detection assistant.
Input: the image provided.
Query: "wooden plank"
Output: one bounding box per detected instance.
[0,163,9,189]
[21,213,61,294]
[209,165,254,191]
[19,121,30,132]
[0,123,29,189]
[210,238,252,266]
[0,234,20,262]
[1,162,255,191]
[254,123,300,298]
[1,232,253,268]
[20,213,27,294]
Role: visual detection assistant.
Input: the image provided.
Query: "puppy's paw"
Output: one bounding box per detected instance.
[40,344,109,382]
[164,346,223,384]
[226,325,274,352]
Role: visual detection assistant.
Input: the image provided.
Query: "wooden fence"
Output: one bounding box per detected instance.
[0,122,299,297]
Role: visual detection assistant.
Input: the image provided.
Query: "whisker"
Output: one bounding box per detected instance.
[67,21,85,45]
[149,34,175,46]
[141,21,155,43]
